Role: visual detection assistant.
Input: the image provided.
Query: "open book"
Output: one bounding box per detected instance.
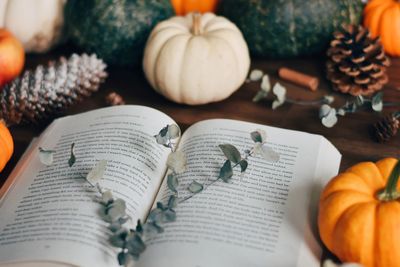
[0,105,341,267]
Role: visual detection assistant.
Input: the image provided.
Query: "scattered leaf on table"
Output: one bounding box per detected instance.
[321,108,338,128]
[260,74,271,92]
[372,92,383,112]
[249,69,263,81]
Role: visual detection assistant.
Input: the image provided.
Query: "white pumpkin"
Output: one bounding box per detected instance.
[0,0,66,53]
[143,12,250,105]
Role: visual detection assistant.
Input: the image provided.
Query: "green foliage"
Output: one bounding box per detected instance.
[68,143,76,167]
[219,160,233,182]
[188,180,204,193]
[219,144,241,164]
[167,174,179,193]
[38,147,55,166]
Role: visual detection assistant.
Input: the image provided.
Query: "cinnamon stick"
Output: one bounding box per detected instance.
[278,67,319,91]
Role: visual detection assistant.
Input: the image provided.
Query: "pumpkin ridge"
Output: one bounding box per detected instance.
[176,35,190,103]
[322,189,376,202]
[153,33,186,91]
[321,173,374,200]
[332,202,376,264]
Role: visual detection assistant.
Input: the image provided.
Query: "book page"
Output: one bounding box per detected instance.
[137,119,341,267]
[0,106,176,267]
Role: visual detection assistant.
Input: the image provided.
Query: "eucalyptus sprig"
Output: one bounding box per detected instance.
[249,70,400,128]
[38,123,280,267]
[252,73,334,110]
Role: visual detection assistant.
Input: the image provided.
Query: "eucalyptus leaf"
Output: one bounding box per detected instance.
[348,102,357,113]
[148,208,163,223]
[167,151,187,174]
[155,125,169,145]
[249,69,263,81]
[144,221,164,234]
[109,229,128,248]
[322,95,335,104]
[319,104,332,119]
[167,174,179,193]
[272,82,286,103]
[107,198,126,222]
[250,129,267,143]
[118,251,127,265]
[167,124,180,139]
[372,92,383,112]
[188,180,204,193]
[321,108,338,128]
[219,160,233,182]
[168,195,177,209]
[337,108,346,116]
[38,147,55,165]
[260,74,271,92]
[272,100,285,110]
[163,209,176,222]
[257,145,280,163]
[109,221,123,232]
[101,190,113,205]
[219,144,241,163]
[126,234,146,256]
[252,89,269,102]
[355,95,364,106]
[239,160,248,172]
[136,219,143,234]
[68,143,76,167]
[156,202,165,211]
[86,160,107,184]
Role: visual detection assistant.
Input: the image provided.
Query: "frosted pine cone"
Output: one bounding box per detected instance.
[0,53,107,126]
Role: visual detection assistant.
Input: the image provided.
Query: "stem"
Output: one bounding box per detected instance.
[377,159,400,201]
[178,178,220,204]
[285,98,326,106]
[192,13,202,35]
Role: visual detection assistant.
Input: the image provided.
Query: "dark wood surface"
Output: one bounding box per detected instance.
[0,47,399,186]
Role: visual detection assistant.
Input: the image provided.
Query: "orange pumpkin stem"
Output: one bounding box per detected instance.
[377,159,400,201]
[192,13,202,35]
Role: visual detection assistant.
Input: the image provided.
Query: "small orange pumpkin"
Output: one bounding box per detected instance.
[0,119,13,172]
[363,0,400,56]
[171,0,219,15]
[318,158,400,267]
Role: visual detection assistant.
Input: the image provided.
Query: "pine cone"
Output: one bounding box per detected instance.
[373,113,400,142]
[0,54,107,126]
[326,25,390,96]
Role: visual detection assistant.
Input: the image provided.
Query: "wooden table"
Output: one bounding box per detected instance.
[1,46,399,186]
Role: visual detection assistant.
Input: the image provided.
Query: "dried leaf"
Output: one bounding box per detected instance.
[167,174,179,193]
[319,104,332,119]
[167,124,180,139]
[260,145,280,162]
[38,147,55,165]
[126,234,146,257]
[163,209,176,222]
[260,74,271,92]
[272,100,284,110]
[252,90,268,102]
[337,108,346,116]
[168,195,177,209]
[86,160,107,184]
[167,151,187,174]
[188,180,204,193]
[272,82,286,103]
[250,129,267,143]
[249,69,263,81]
[322,95,335,104]
[68,143,76,167]
[239,160,248,172]
[219,144,241,164]
[107,198,127,222]
[219,160,233,182]
[372,92,383,112]
[155,125,169,145]
[321,108,338,128]
[148,208,163,223]
[355,95,364,106]
[101,190,113,205]
[109,229,128,248]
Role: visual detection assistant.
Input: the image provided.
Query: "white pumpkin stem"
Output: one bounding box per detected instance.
[192,13,202,36]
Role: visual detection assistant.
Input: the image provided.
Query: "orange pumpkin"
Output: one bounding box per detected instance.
[0,119,13,172]
[171,0,219,15]
[318,158,400,267]
[364,0,400,56]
